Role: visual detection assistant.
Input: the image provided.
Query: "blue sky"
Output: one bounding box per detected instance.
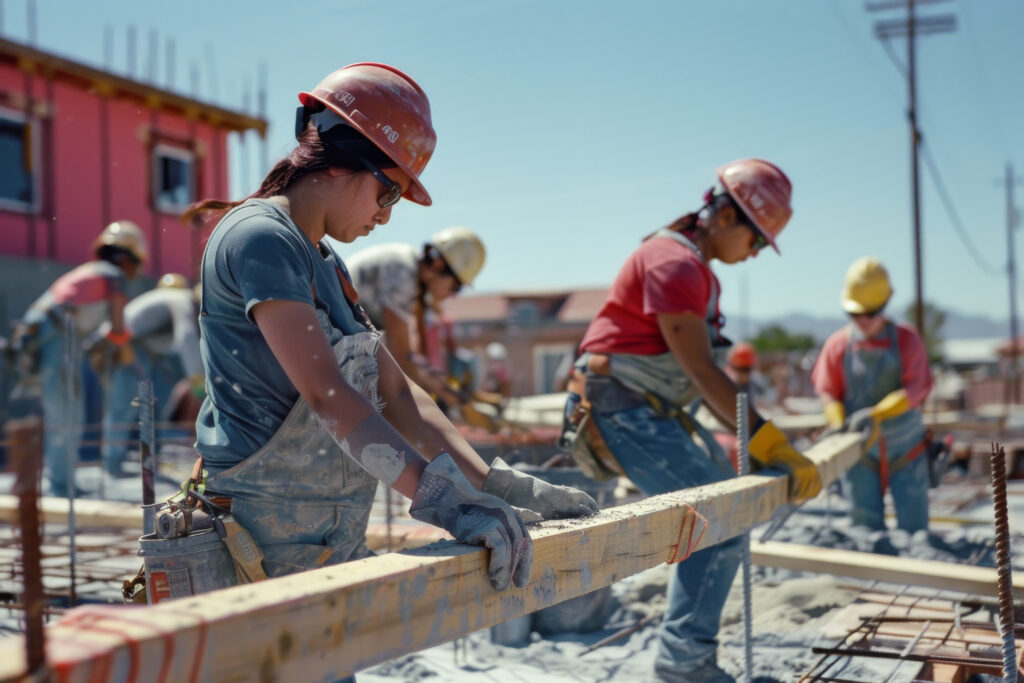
[15,0,1024,324]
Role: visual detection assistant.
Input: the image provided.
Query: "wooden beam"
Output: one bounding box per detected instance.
[752,541,1024,600]
[0,495,142,528]
[0,434,861,682]
[772,411,1007,436]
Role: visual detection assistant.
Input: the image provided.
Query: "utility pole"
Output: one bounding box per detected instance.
[868,0,955,334]
[1001,164,1023,405]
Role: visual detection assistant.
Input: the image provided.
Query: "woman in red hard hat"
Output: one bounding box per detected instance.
[180,63,595,600]
[563,159,820,682]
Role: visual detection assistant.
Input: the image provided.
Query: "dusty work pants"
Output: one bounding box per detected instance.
[589,379,740,683]
[102,347,181,475]
[845,443,929,532]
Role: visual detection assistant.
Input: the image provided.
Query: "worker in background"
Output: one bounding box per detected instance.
[481,341,512,397]
[562,159,821,682]
[812,257,933,532]
[345,226,485,408]
[10,220,146,496]
[100,273,203,477]
[181,63,596,601]
[725,341,758,395]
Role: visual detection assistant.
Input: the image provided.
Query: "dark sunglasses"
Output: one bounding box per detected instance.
[359,157,403,209]
[848,308,885,320]
[443,262,463,293]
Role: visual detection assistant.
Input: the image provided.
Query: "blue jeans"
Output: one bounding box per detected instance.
[591,399,741,682]
[845,444,929,532]
[38,319,83,497]
[102,348,181,474]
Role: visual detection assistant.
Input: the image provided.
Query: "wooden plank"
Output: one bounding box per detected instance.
[0,434,861,682]
[772,410,1008,436]
[0,495,143,529]
[751,541,1024,600]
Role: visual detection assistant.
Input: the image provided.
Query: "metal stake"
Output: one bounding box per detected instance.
[61,311,77,607]
[737,391,754,680]
[990,442,1019,682]
[135,380,157,536]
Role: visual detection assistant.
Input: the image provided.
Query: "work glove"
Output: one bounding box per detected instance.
[112,343,136,367]
[410,453,533,591]
[482,457,599,520]
[823,401,846,431]
[848,390,911,453]
[748,420,822,503]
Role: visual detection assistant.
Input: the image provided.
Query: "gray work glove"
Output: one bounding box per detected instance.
[482,457,599,520]
[848,407,880,452]
[410,453,533,591]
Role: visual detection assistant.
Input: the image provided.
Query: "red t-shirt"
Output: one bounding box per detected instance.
[580,236,720,356]
[811,322,933,406]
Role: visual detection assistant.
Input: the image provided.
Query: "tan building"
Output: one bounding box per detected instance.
[443,288,608,397]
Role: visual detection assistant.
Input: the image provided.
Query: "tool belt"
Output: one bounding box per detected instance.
[858,429,931,495]
[122,455,266,604]
[560,354,699,482]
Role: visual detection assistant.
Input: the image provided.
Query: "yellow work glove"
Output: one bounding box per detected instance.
[823,401,845,430]
[748,420,823,503]
[113,343,136,367]
[849,390,910,452]
[872,389,910,421]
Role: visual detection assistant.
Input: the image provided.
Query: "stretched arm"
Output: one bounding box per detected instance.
[657,312,756,431]
[382,305,461,405]
[253,299,426,498]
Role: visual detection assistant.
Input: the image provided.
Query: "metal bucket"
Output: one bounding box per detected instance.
[138,528,238,603]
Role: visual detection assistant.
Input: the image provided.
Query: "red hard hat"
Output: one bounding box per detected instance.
[728,341,757,370]
[717,159,792,255]
[299,63,437,206]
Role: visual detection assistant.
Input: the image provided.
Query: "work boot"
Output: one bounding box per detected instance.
[654,657,735,683]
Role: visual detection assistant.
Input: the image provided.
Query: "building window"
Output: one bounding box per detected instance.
[152,144,195,213]
[533,343,575,394]
[0,108,37,212]
[509,301,540,327]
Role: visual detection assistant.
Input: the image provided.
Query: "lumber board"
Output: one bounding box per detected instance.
[752,541,1024,600]
[0,495,142,529]
[0,433,860,682]
[772,410,1007,436]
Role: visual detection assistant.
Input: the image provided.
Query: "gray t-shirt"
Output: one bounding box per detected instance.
[123,288,203,377]
[195,199,369,473]
[345,242,419,328]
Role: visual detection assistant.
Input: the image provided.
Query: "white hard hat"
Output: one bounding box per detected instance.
[486,342,508,360]
[429,226,486,286]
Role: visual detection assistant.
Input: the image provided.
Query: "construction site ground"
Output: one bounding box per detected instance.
[1,440,1022,681]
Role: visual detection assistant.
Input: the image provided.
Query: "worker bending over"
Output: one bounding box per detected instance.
[11,221,145,496]
[346,226,484,408]
[812,257,933,532]
[181,63,595,607]
[563,159,820,682]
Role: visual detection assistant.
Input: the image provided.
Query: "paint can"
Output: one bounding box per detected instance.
[138,528,238,603]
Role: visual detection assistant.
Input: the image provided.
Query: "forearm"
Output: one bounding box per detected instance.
[381,358,489,488]
[689,363,759,433]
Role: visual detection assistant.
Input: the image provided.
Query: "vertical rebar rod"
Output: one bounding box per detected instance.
[7,416,46,675]
[385,486,393,553]
[137,380,157,536]
[990,442,1019,682]
[62,311,77,607]
[737,391,754,680]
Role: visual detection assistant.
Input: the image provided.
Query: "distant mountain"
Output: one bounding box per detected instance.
[727,309,1010,344]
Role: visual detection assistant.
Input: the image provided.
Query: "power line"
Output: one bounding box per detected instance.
[918,140,999,275]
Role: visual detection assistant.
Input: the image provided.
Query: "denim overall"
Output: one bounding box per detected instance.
[842,322,928,532]
[588,230,742,682]
[204,330,382,578]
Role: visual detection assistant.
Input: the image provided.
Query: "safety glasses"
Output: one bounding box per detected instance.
[848,308,885,320]
[744,223,770,252]
[359,157,403,209]
[442,261,463,293]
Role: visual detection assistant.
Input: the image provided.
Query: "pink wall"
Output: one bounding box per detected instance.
[0,62,238,280]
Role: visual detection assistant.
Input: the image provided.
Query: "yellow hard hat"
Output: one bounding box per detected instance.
[157,273,189,289]
[429,227,486,286]
[92,220,148,264]
[841,257,892,314]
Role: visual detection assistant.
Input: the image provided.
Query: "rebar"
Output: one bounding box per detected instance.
[136,380,157,535]
[6,416,46,676]
[61,311,77,607]
[991,442,1019,682]
[737,391,754,681]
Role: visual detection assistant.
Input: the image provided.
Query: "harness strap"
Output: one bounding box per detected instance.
[643,391,698,435]
[858,430,931,495]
